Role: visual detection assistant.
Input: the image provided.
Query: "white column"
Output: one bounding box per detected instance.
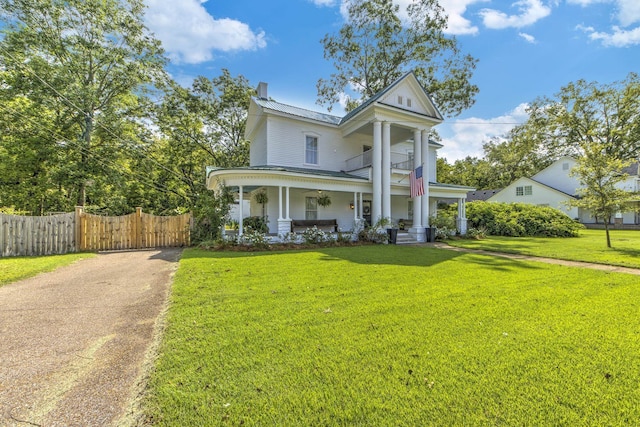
[278,186,283,220]
[285,186,290,219]
[421,130,430,228]
[457,198,468,234]
[382,121,391,220]
[353,191,358,222]
[238,186,244,236]
[412,128,423,228]
[372,120,382,223]
[358,192,363,219]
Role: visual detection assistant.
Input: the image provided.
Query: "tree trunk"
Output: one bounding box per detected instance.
[604,216,611,248]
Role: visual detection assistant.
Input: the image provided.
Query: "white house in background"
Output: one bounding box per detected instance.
[206,72,473,242]
[488,156,640,224]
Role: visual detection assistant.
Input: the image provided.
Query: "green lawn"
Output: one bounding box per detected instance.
[447,229,640,269]
[144,246,640,426]
[0,252,94,286]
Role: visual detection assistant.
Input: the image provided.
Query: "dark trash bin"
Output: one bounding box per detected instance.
[426,227,436,243]
[387,228,398,244]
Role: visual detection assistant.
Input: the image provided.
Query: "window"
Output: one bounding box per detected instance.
[305,136,318,164]
[516,186,524,196]
[397,95,403,105]
[524,185,533,195]
[406,98,412,108]
[305,197,317,220]
[562,162,569,171]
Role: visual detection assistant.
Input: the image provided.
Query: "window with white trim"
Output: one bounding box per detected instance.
[524,185,533,195]
[305,136,318,165]
[516,186,524,196]
[305,197,318,220]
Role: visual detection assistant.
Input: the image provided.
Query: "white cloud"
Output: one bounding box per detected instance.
[480,0,552,29]
[568,0,640,26]
[144,0,266,64]
[310,0,336,6]
[617,0,640,26]
[580,24,640,46]
[438,104,530,161]
[519,32,537,43]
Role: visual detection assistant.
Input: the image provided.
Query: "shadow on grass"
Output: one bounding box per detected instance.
[182,245,546,271]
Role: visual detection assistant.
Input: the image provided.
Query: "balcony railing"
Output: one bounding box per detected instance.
[345,150,413,172]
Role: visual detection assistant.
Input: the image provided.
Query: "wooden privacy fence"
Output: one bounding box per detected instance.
[0,208,191,257]
[0,213,76,257]
[76,207,191,252]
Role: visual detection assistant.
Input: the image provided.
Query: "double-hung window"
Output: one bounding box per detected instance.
[305,197,318,220]
[305,136,318,165]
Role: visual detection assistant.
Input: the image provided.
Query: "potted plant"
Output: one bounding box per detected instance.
[317,192,331,207]
[254,189,268,218]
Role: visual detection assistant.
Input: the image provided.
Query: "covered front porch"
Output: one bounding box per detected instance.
[207,166,471,241]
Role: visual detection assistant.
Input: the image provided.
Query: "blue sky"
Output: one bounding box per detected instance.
[143,0,640,161]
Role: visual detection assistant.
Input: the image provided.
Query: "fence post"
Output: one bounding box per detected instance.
[135,207,143,249]
[75,206,84,252]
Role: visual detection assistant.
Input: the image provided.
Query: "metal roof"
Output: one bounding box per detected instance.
[253,98,342,125]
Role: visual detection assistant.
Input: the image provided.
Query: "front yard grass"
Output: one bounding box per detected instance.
[0,252,94,286]
[447,229,640,268]
[144,246,640,426]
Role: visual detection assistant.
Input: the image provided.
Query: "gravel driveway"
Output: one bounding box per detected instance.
[0,248,182,426]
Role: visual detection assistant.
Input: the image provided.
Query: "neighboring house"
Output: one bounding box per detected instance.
[206,72,473,242]
[488,156,640,224]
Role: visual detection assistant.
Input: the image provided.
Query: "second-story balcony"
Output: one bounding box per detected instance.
[344,149,414,172]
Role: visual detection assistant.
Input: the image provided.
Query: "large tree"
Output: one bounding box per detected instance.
[151,70,254,211]
[317,0,478,116]
[527,73,640,162]
[0,0,167,210]
[524,74,640,246]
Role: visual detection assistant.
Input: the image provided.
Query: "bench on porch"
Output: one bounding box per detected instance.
[291,219,338,233]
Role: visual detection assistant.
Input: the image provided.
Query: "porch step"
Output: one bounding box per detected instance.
[395,232,418,245]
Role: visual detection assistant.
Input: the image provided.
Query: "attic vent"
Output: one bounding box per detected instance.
[257,82,268,100]
[397,95,403,105]
[407,98,412,108]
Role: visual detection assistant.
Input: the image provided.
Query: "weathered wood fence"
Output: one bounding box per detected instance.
[0,207,191,257]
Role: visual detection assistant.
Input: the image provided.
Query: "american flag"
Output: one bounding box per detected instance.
[410,166,424,198]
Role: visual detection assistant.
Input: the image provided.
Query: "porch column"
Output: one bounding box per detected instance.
[278,186,283,220]
[409,128,425,242]
[353,191,358,222]
[372,120,382,223]
[285,186,290,219]
[457,198,468,234]
[382,121,391,220]
[421,130,430,228]
[238,185,244,236]
[358,192,364,219]
[277,186,292,236]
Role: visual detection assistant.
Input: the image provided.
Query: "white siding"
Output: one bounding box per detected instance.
[265,116,345,170]
[249,122,268,166]
[533,157,580,195]
[489,178,579,219]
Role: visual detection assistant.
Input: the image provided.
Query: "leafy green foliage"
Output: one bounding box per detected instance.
[190,188,233,244]
[242,216,269,234]
[317,0,478,116]
[144,246,640,425]
[466,201,584,237]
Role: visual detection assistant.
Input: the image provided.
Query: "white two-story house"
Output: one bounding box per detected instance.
[206,72,472,242]
[488,157,640,225]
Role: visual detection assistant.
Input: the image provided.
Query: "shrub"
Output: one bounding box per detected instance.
[357,218,390,243]
[243,216,268,233]
[466,201,584,237]
[302,226,330,244]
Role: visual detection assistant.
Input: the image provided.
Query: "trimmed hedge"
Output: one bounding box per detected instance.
[467,201,584,237]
